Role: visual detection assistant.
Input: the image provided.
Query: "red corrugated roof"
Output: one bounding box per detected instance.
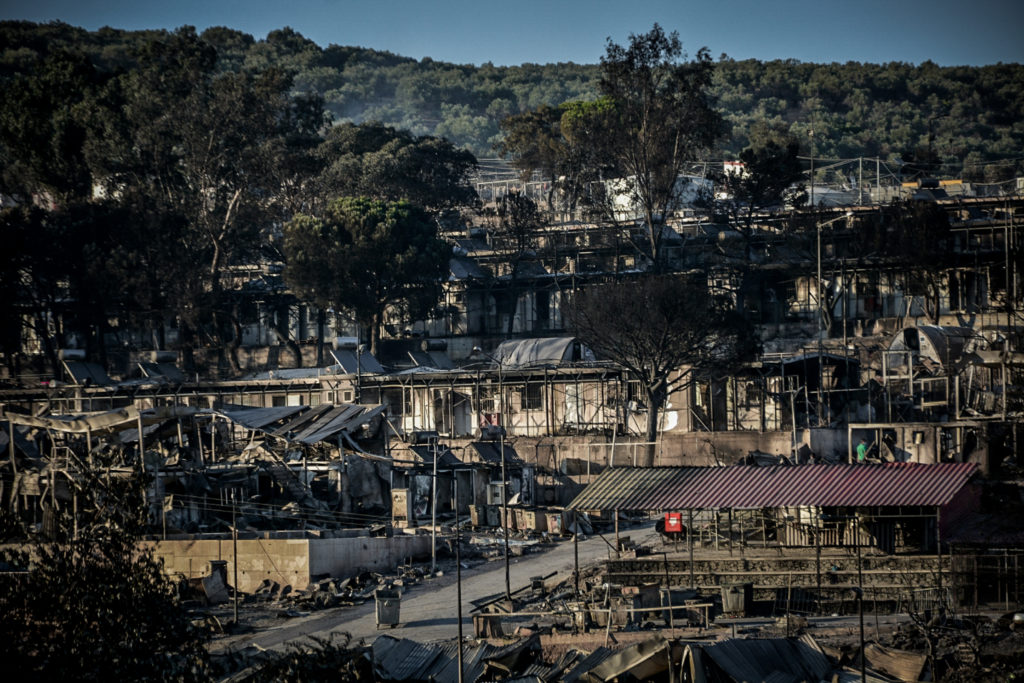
[567,462,979,511]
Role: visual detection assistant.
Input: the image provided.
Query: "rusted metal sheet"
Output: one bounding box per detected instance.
[216,405,307,430]
[567,462,978,511]
[215,403,385,445]
[699,633,832,683]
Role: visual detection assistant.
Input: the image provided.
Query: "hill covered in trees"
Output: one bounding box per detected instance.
[1,19,1022,180]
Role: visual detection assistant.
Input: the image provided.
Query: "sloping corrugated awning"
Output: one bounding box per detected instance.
[216,405,307,430]
[467,441,521,465]
[61,360,112,386]
[699,634,832,683]
[215,403,386,445]
[1,405,197,434]
[567,462,978,511]
[138,361,187,383]
[330,349,384,374]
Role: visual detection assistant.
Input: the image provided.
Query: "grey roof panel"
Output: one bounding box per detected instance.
[331,349,385,374]
[701,634,832,683]
[138,362,187,383]
[215,405,308,430]
[62,360,112,386]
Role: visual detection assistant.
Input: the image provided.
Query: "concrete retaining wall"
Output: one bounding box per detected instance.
[150,534,432,593]
[308,534,431,578]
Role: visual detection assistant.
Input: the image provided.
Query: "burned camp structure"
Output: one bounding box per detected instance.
[1,401,393,534]
[566,462,1010,613]
[388,436,537,529]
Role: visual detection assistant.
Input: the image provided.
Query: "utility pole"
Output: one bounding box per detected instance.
[574,520,580,598]
[472,346,512,602]
[816,212,855,424]
[817,214,824,425]
[355,343,365,404]
[499,367,510,602]
[455,474,464,683]
[856,515,865,683]
[232,493,239,625]
[431,436,438,575]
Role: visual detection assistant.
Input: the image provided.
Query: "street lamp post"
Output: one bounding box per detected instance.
[473,346,512,602]
[454,471,464,683]
[816,212,855,423]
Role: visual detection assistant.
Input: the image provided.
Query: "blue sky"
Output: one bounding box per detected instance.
[2,0,1022,66]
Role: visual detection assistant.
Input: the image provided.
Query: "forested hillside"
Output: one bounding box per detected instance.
[1,20,1022,179]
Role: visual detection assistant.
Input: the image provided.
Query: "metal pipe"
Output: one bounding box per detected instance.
[857,527,865,683]
[431,437,438,574]
[574,519,580,598]
[474,346,512,602]
[689,508,695,589]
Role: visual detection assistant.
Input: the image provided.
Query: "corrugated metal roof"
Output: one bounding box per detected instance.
[217,405,307,430]
[567,462,978,511]
[562,647,615,683]
[62,360,112,386]
[372,636,441,680]
[138,361,187,383]
[216,403,385,445]
[467,441,521,465]
[701,633,832,683]
[330,349,385,374]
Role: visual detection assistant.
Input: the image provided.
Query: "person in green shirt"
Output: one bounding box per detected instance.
[856,438,870,462]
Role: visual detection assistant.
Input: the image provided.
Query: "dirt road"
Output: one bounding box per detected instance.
[212,521,660,652]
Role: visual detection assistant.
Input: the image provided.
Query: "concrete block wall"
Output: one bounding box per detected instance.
[150,537,311,593]
[308,534,432,579]
[149,534,432,593]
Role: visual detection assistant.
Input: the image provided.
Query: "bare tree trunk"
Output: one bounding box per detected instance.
[644,389,666,467]
[505,280,519,336]
[369,310,382,357]
[179,320,196,375]
[226,312,243,376]
[36,313,60,382]
[269,301,301,368]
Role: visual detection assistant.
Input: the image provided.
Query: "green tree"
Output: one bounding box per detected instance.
[558,97,621,219]
[317,121,478,215]
[0,48,100,202]
[494,97,620,220]
[0,473,209,680]
[569,274,756,462]
[489,192,545,334]
[494,104,564,211]
[598,24,723,267]
[283,197,449,354]
[716,123,806,234]
[94,28,325,370]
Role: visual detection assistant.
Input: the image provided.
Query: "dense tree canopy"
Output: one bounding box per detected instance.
[0,473,210,680]
[2,20,1021,172]
[283,197,450,354]
[0,19,1021,374]
[0,26,329,372]
[317,121,478,213]
[715,122,807,232]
